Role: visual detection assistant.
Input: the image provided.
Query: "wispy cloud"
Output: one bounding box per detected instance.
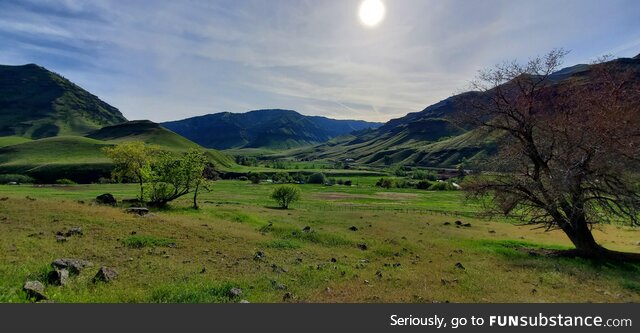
[1,0,639,122]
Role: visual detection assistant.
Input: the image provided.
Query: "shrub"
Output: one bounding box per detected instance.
[272,172,292,183]
[238,176,249,181]
[0,174,35,184]
[247,172,262,184]
[307,173,326,184]
[416,180,432,190]
[344,180,353,186]
[375,178,394,189]
[413,170,438,181]
[428,181,456,191]
[55,178,76,185]
[270,185,301,209]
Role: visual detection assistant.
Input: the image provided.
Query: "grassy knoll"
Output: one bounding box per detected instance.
[0,181,638,303]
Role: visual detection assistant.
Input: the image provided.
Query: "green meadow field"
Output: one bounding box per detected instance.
[1,180,638,303]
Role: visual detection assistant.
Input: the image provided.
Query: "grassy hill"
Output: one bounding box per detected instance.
[0,64,126,138]
[162,109,381,150]
[0,121,236,183]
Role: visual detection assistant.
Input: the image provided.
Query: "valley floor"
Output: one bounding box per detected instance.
[0,181,639,303]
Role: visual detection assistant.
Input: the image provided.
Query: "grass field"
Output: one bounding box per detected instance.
[1,181,639,303]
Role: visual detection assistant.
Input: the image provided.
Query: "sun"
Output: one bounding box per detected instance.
[358,0,386,27]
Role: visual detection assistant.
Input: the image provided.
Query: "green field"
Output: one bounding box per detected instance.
[1,181,638,303]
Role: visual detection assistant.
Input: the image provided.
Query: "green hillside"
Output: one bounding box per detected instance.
[0,64,127,138]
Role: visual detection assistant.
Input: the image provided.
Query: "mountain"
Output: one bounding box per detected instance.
[162,109,382,150]
[286,54,640,168]
[0,64,127,139]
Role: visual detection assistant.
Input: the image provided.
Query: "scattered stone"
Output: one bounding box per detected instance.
[360,259,369,263]
[443,222,451,226]
[55,235,67,243]
[228,288,243,298]
[93,266,118,283]
[0,197,8,201]
[271,264,288,273]
[200,267,207,274]
[302,226,313,233]
[125,207,149,216]
[330,258,337,263]
[254,251,265,261]
[52,258,91,275]
[489,230,496,234]
[364,280,370,285]
[325,287,332,294]
[26,196,36,201]
[357,243,368,251]
[454,262,466,270]
[393,263,401,267]
[63,227,83,237]
[47,269,69,286]
[95,193,117,206]
[23,281,47,301]
[239,300,250,304]
[348,226,359,231]
[462,223,472,227]
[282,292,293,302]
[455,221,463,226]
[375,271,383,278]
[272,281,287,290]
[531,288,538,295]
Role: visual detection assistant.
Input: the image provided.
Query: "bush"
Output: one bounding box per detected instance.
[238,176,249,181]
[0,174,35,184]
[55,178,76,185]
[344,180,353,186]
[247,172,262,184]
[272,172,292,184]
[375,178,395,189]
[416,180,432,190]
[270,185,301,209]
[429,181,456,191]
[412,170,438,181]
[307,173,326,184]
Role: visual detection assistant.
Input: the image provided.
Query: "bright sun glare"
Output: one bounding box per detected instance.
[358,0,386,27]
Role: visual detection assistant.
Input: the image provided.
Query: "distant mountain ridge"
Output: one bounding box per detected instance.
[162,109,382,150]
[0,64,127,138]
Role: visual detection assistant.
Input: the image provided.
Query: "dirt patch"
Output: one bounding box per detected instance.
[375,192,420,200]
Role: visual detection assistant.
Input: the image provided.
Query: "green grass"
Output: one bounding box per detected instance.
[0,182,638,303]
[0,136,32,148]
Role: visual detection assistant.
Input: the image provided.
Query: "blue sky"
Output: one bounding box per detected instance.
[1,0,639,122]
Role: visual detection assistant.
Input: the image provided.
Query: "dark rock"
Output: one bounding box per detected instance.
[348,226,359,231]
[375,271,383,278]
[200,267,207,274]
[65,227,83,237]
[282,292,293,301]
[302,226,312,233]
[93,266,118,283]
[55,235,67,243]
[0,197,8,201]
[454,262,466,270]
[443,222,451,226]
[462,223,472,227]
[455,221,463,226]
[271,264,288,273]
[95,193,117,206]
[228,288,243,298]
[23,281,47,301]
[253,251,265,261]
[52,258,91,275]
[357,243,368,251]
[125,207,149,216]
[330,258,337,263]
[489,230,496,234]
[47,269,69,286]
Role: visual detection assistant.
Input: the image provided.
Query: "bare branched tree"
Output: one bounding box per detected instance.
[463,49,640,260]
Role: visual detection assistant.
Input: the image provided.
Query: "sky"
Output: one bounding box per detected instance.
[1,0,640,123]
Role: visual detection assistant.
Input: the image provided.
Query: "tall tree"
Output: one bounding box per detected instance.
[463,50,640,260]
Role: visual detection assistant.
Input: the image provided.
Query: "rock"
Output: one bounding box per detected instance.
[348,226,359,231]
[282,292,293,301]
[52,258,91,275]
[23,281,47,301]
[443,222,451,226]
[489,230,496,234]
[254,251,265,261]
[272,281,287,290]
[55,235,67,243]
[125,207,149,216]
[302,226,312,233]
[357,243,368,251]
[67,227,83,236]
[271,264,288,273]
[455,221,463,226]
[462,223,472,227]
[95,193,117,206]
[375,271,383,278]
[228,288,243,298]
[0,197,8,201]
[454,262,466,270]
[47,269,69,286]
[330,258,337,263]
[93,266,118,283]
[239,300,250,303]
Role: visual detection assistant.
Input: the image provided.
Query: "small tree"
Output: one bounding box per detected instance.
[271,185,301,209]
[103,142,157,200]
[147,149,210,208]
[307,173,326,184]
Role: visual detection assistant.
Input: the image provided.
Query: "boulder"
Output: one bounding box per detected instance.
[52,258,91,275]
[357,243,368,251]
[23,281,47,301]
[93,266,118,283]
[125,207,149,216]
[47,269,69,286]
[348,226,359,231]
[228,288,243,298]
[454,262,466,270]
[95,193,117,206]
[66,227,83,236]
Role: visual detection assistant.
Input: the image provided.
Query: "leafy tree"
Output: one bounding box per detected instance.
[270,185,301,209]
[463,50,640,260]
[147,149,210,208]
[307,173,326,184]
[248,172,262,184]
[103,142,157,200]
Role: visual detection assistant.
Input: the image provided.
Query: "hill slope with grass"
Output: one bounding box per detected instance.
[0,64,126,138]
[287,55,640,168]
[162,109,382,150]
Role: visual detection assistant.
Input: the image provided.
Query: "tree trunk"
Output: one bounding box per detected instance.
[193,185,199,210]
[559,217,640,262]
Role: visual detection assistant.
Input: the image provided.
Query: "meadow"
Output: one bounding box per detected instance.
[1,180,639,303]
